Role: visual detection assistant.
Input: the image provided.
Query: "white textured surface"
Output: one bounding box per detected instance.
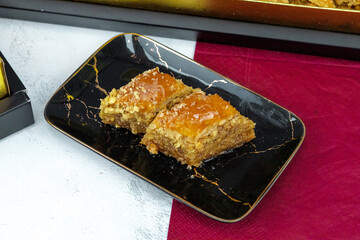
[0,18,196,240]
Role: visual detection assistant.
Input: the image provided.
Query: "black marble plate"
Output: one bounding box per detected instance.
[44,33,305,222]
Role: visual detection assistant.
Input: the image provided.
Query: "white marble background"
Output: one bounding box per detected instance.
[0,18,196,240]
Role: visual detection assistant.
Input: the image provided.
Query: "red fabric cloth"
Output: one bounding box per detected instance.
[167,42,360,239]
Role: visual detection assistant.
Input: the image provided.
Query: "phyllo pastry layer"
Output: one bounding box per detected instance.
[141,91,256,167]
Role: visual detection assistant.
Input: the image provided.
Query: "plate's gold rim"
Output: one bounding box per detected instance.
[44,33,306,223]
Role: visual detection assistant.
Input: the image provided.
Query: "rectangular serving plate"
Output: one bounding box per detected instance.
[44,33,305,222]
[75,0,360,34]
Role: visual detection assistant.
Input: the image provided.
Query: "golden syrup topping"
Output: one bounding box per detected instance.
[117,68,186,111]
[157,92,238,136]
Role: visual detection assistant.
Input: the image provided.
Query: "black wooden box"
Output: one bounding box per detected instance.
[0,52,35,140]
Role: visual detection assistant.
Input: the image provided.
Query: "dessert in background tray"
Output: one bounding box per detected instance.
[44,33,305,222]
[0,57,10,99]
[73,0,360,33]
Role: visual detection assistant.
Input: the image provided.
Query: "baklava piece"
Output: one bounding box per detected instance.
[141,92,256,167]
[99,67,194,134]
